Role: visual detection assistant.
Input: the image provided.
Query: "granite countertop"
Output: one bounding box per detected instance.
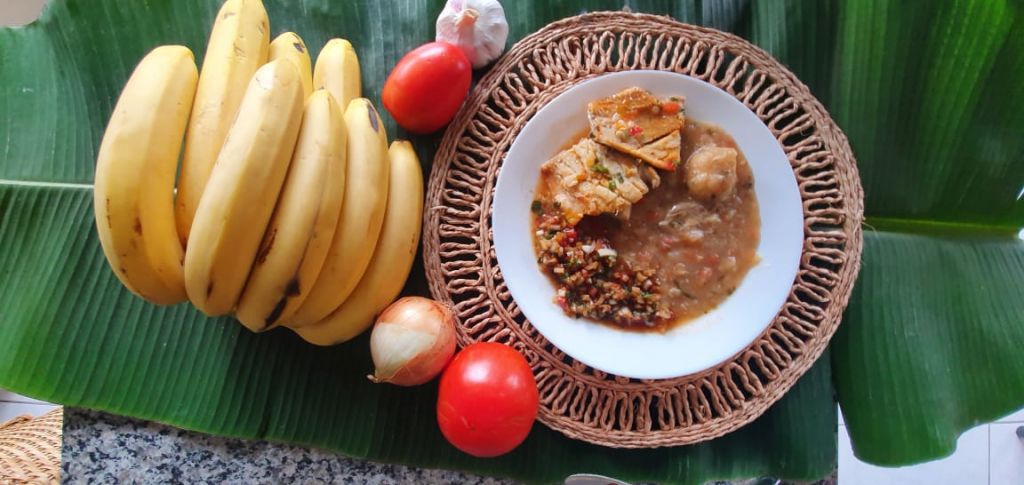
[61,407,511,484]
[61,407,836,484]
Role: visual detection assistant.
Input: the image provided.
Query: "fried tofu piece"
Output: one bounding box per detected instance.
[588,87,685,169]
[539,138,659,225]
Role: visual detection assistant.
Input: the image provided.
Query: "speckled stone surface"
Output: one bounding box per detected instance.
[61,407,514,484]
[61,407,836,484]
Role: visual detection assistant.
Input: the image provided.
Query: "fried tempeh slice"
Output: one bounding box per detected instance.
[538,138,659,225]
[634,131,681,170]
[588,87,685,170]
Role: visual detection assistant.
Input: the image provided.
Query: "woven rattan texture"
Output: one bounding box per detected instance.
[0,408,62,484]
[424,12,863,448]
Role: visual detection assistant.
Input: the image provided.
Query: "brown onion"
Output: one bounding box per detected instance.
[368,296,457,386]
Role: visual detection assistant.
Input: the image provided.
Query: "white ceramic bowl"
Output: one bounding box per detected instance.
[492,71,802,380]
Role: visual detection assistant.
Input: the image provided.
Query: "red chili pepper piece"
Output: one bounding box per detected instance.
[556,295,569,311]
[562,227,577,245]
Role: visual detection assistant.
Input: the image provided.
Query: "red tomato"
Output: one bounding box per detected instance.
[382,42,472,134]
[436,342,539,457]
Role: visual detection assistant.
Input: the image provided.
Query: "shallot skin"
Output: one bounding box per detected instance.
[369,297,457,386]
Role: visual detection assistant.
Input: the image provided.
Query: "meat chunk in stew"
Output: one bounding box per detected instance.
[684,146,738,200]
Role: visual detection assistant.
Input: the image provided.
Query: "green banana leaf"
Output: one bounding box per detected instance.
[827,0,1024,464]
[0,0,1020,481]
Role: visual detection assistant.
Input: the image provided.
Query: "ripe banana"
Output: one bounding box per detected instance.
[94,46,197,305]
[184,59,305,316]
[295,141,424,345]
[235,89,347,332]
[284,98,389,328]
[176,0,269,246]
[313,39,361,112]
[269,32,312,99]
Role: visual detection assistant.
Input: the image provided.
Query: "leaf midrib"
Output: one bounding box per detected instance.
[0,179,92,189]
[865,216,1022,239]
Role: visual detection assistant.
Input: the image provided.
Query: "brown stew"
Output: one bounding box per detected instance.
[532,109,760,332]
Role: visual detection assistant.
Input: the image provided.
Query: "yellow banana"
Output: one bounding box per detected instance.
[176,0,269,246]
[284,98,389,327]
[295,141,424,345]
[269,32,312,99]
[235,89,347,332]
[184,59,304,316]
[312,39,361,111]
[93,46,197,305]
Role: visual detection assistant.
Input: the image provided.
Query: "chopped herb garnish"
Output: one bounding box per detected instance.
[531,199,543,215]
[607,180,618,191]
[545,230,558,240]
[591,163,610,175]
[615,172,625,183]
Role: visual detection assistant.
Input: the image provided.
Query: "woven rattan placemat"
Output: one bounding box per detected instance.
[424,11,863,448]
[0,408,62,483]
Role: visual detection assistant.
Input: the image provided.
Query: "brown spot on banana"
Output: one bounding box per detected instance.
[254,228,276,264]
[264,298,288,329]
[284,278,301,296]
[263,278,300,328]
[133,218,142,235]
[206,281,214,298]
[367,102,379,132]
[293,42,305,53]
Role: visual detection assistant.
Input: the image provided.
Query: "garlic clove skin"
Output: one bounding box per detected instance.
[436,0,509,69]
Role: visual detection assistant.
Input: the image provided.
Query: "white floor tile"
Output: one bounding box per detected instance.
[0,0,45,26]
[0,402,58,424]
[990,423,1024,485]
[996,406,1024,424]
[839,424,989,485]
[0,388,50,404]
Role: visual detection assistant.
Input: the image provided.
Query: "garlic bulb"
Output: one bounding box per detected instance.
[436,0,509,69]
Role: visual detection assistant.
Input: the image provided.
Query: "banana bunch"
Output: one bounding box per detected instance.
[93,0,423,346]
